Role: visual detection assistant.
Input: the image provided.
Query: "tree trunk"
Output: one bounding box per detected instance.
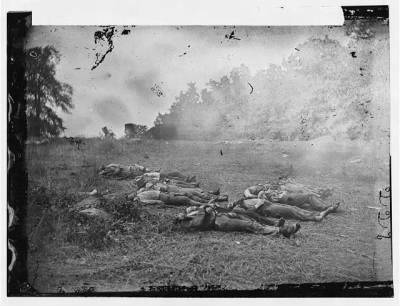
[29,95,42,138]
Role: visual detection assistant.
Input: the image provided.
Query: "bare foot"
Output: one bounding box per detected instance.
[314,215,323,222]
[317,203,339,220]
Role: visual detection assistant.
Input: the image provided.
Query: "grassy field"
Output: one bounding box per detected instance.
[25,138,392,293]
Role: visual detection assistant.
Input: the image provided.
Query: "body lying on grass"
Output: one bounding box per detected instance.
[135,173,200,189]
[244,179,336,212]
[98,163,197,183]
[131,190,227,206]
[174,204,301,238]
[230,198,340,222]
[98,163,149,179]
[275,177,333,198]
[133,179,226,203]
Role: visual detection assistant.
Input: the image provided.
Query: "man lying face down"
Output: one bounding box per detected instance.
[243,179,338,212]
[174,204,301,238]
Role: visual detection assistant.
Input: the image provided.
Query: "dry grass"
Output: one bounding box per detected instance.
[25,138,390,293]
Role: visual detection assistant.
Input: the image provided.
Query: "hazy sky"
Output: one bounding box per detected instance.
[26,26,350,137]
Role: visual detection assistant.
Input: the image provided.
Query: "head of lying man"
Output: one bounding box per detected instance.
[174,205,217,230]
[98,164,120,173]
[174,212,188,224]
[135,175,146,188]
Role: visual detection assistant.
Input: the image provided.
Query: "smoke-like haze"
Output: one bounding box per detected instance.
[94,96,132,126]
[25,25,357,137]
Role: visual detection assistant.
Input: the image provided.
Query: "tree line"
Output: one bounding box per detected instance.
[151,26,389,141]
[26,22,389,141]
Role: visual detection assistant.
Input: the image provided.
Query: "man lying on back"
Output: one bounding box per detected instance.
[131,190,211,206]
[174,204,301,238]
[243,179,337,212]
[230,198,340,222]
[133,176,225,202]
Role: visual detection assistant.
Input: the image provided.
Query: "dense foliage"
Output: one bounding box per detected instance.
[25,46,73,137]
[153,21,389,141]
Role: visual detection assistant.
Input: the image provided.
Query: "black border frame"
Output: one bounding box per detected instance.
[6,6,393,297]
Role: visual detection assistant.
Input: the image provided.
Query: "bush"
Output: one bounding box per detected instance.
[63,194,144,249]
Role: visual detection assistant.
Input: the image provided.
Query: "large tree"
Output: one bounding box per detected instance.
[25,46,73,137]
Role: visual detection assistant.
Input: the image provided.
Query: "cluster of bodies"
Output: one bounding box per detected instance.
[98,163,341,239]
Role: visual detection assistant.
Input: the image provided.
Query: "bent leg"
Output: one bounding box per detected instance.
[315,202,341,220]
[307,195,332,211]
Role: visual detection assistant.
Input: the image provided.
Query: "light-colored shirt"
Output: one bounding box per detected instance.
[243,185,265,199]
[143,172,161,180]
[258,190,287,202]
[136,190,163,204]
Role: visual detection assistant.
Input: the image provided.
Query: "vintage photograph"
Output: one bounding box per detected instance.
[7,5,392,297]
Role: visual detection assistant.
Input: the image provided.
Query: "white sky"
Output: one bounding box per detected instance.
[26,26,350,137]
